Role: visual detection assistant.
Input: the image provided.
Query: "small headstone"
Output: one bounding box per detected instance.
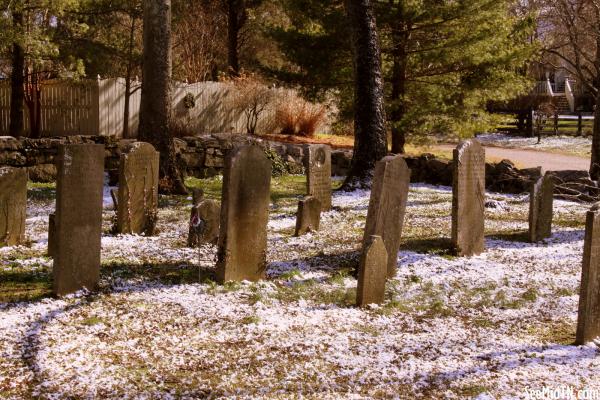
[305,144,332,211]
[0,167,27,247]
[48,213,56,257]
[363,155,410,277]
[528,172,554,242]
[576,206,600,345]
[188,199,221,247]
[294,196,321,236]
[53,144,104,296]
[192,188,204,206]
[356,235,388,307]
[116,142,159,235]
[216,146,271,283]
[451,139,486,256]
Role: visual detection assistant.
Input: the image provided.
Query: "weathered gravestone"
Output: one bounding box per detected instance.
[305,144,332,211]
[294,196,321,236]
[576,203,600,345]
[116,142,159,235]
[0,167,27,247]
[188,188,221,247]
[528,172,554,243]
[362,155,410,277]
[216,146,271,283]
[53,144,104,296]
[356,235,388,307]
[452,139,486,256]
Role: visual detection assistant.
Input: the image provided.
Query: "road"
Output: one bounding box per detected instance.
[435,144,589,171]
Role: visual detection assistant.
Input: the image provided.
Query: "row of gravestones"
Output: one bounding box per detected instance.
[0,139,597,345]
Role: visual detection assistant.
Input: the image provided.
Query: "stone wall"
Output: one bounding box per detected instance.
[0,134,595,201]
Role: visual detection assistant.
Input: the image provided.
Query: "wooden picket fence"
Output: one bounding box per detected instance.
[0,78,285,137]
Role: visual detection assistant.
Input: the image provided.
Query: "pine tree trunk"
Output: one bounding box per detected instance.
[227,0,240,76]
[390,19,409,154]
[138,0,187,194]
[342,0,387,189]
[9,12,25,138]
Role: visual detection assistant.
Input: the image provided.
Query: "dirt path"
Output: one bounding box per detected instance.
[435,144,589,171]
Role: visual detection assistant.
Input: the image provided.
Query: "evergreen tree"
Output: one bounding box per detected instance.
[268,0,536,152]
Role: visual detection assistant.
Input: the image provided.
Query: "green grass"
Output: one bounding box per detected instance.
[27,181,56,201]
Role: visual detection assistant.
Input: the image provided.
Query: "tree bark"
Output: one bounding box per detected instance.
[138,0,187,194]
[342,0,387,188]
[9,12,25,138]
[226,0,241,76]
[389,15,410,154]
[591,92,600,180]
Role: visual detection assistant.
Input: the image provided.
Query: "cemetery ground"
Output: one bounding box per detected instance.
[1,175,599,399]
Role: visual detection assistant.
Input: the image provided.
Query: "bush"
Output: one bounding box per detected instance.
[272,92,328,137]
[222,73,275,135]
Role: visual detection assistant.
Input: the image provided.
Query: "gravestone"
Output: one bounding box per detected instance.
[362,155,410,277]
[528,172,554,242]
[53,144,104,296]
[188,199,221,247]
[294,196,321,236]
[216,146,271,283]
[451,139,486,256]
[305,144,332,211]
[48,213,56,257]
[116,142,159,235]
[0,167,27,247]
[356,235,388,307]
[576,204,600,345]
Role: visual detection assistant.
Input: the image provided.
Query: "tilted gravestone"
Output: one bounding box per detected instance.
[529,172,554,243]
[305,144,332,211]
[294,196,321,236]
[188,199,221,247]
[0,167,27,247]
[576,204,600,345]
[116,142,159,235]
[356,235,388,307]
[216,146,271,283]
[53,144,104,296]
[451,139,486,256]
[362,155,410,277]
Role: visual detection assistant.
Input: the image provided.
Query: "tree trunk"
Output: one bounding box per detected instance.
[138,0,187,194]
[591,92,600,180]
[390,16,410,154]
[9,12,25,138]
[227,0,241,76]
[122,15,137,139]
[342,0,387,189]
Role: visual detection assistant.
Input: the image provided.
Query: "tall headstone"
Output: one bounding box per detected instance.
[528,172,554,242]
[356,235,388,307]
[0,167,27,247]
[116,142,159,235]
[294,196,321,236]
[216,146,271,283]
[576,204,600,345]
[451,139,486,256]
[363,155,410,277]
[305,144,332,211]
[53,144,104,296]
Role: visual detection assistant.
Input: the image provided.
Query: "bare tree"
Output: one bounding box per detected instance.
[342,0,387,189]
[138,0,187,194]
[542,0,600,179]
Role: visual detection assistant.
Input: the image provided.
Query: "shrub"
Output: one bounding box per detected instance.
[272,91,328,137]
[222,73,275,135]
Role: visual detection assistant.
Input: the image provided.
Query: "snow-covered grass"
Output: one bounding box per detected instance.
[1,177,599,399]
[477,133,592,157]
